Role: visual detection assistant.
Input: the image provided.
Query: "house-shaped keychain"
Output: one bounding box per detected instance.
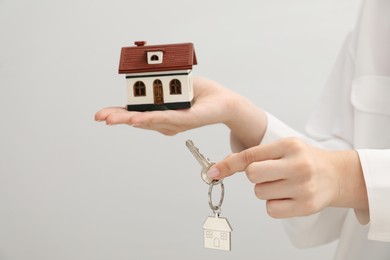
[118,41,198,111]
[203,214,233,251]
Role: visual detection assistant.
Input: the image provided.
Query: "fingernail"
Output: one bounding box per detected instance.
[207,166,220,179]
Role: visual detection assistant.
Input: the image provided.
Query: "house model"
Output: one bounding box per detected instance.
[118,41,198,111]
[203,215,233,251]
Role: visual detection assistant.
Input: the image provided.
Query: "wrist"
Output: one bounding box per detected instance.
[224,94,267,149]
[329,150,369,216]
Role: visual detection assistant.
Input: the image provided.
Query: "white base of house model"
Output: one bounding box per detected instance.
[126,70,194,111]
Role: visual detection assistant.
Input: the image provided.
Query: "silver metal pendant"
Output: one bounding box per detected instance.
[203,214,232,251]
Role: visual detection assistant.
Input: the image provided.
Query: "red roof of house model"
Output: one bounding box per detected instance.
[118,41,197,74]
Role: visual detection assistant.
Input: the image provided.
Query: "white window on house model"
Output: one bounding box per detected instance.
[169,79,182,94]
[206,230,213,239]
[147,51,163,64]
[134,81,146,96]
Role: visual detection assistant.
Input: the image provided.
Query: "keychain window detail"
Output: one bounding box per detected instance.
[133,81,146,96]
[170,79,182,95]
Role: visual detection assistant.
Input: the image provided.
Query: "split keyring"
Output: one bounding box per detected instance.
[208,180,224,215]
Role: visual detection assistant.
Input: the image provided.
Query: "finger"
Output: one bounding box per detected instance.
[212,141,286,179]
[245,160,288,183]
[254,180,294,200]
[266,199,298,218]
[130,109,196,132]
[105,111,143,125]
[95,107,127,121]
[132,122,180,136]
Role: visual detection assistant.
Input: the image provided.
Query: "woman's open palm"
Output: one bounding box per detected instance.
[95,77,240,135]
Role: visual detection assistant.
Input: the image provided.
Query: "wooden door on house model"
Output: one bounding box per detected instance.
[153,80,164,104]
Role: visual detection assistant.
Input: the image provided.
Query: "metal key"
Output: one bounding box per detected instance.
[186,140,220,185]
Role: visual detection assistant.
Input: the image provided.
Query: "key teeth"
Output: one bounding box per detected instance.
[185,139,193,147]
[186,139,201,154]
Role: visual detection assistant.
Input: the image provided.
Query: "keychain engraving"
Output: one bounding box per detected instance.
[203,181,233,251]
[186,140,233,251]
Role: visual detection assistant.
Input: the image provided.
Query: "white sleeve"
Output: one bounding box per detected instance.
[231,0,390,246]
[256,114,390,245]
[262,112,352,150]
[260,112,351,247]
[253,27,357,246]
[357,149,390,242]
[258,0,390,244]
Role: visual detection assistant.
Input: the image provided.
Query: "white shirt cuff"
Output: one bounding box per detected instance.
[357,149,390,242]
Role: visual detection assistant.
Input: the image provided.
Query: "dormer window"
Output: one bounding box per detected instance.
[147,51,163,64]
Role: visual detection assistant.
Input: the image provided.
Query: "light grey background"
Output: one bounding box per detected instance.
[0,0,361,259]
